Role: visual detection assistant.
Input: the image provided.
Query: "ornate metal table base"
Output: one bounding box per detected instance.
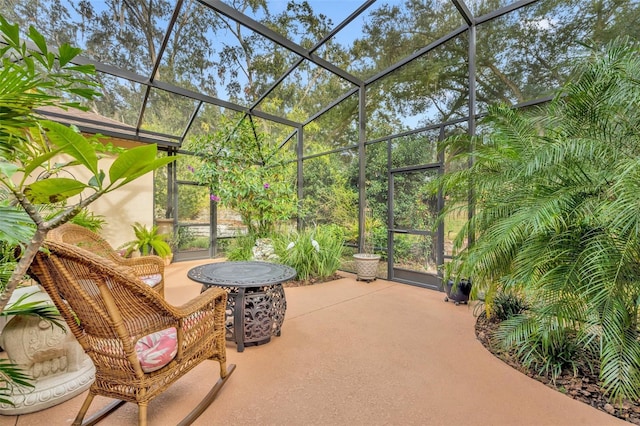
[188,261,296,352]
[216,284,287,351]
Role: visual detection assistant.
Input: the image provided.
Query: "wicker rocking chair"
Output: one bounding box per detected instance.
[47,223,166,296]
[28,239,235,426]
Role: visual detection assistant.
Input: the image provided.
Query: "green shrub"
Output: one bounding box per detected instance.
[216,237,231,255]
[189,236,210,250]
[174,226,196,250]
[226,234,256,260]
[68,209,106,232]
[496,313,596,383]
[273,225,345,280]
[491,291,528,322]
[433,39,640,401]
[119,223,172,257]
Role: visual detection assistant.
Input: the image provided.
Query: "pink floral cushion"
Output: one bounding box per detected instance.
[139,274,162,287]
[135,327,177,373]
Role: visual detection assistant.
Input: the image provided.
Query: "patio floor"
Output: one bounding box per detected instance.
[0,259,625,426]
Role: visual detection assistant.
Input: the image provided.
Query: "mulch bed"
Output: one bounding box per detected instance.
[475,312,640,424]
[282,273,343,288]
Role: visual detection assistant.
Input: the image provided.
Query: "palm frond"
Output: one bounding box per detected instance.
[1,291,65,331]
[435,37,640,401]
[0,358,33,406]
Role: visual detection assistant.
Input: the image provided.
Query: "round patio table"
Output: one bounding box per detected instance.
[187,261,296,352]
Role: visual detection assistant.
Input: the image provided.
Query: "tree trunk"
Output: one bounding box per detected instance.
[0,228,47,313]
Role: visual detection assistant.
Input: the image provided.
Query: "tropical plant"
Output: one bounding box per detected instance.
[119,222,172,258]
[0,16,176,313]
[67,209,106,233]
[1,291,64,329]
[496,311,597,383]
[434,37,640,402]
[0,358,32,406]
[0,16,175,401]
[489,291,529,322]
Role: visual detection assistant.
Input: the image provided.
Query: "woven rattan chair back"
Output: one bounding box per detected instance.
[47,223,123,262]
[48,223,166,296]
[28,240,235,426]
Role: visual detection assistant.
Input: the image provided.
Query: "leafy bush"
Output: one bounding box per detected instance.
[496,313,596,383]
[273,225,345,280]
[216,237,231,255]
[434,38,640,402]
[174,226,196,250]
[490,291,528,322]
[68,209,106,232]
[189,236,210,250]
[173,226,210,251]
[189,117,297,237]
[226,235,257,261]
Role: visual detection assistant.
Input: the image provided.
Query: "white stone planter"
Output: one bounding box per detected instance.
[353,253,381,282]
[0,286,95,414]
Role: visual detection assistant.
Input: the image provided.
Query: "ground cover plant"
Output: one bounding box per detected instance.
[436,37,640,404]
[475,305,640,424]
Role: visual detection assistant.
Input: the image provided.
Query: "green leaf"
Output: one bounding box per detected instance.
[1,291,65,330]
[0,162,19,178]
[88,170,105,187]
[108,144,157,183]
[27,26,48,57]
[22,148,64,180]
[67,88,101,100]
[0,203,34,244]
[65,64,97,74]
[57,44,82,67]
[40,120,98,175]
[0,16,20,47]
[58,102,89,111]
[108,145,175,187]
[115,157,176,187]
[45,51,55,69]
[0,358,34,392]
[24,178,87,204]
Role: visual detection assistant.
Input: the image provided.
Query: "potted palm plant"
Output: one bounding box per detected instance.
[120,222,173,264]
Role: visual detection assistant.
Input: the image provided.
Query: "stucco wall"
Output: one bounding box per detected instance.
[84,159,154,249]
[67,147,154,250]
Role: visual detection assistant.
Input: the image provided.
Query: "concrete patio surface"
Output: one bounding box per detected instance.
[0,259,626,425]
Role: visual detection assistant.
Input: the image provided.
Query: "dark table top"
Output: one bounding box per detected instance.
[187,261,297,288]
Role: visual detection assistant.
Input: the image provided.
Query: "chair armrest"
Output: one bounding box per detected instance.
[170,287,228,358]
[117,255,165,277]
[174,287,227,317]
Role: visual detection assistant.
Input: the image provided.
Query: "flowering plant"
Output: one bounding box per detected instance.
[273,225,345,280]
[190,117,297,236]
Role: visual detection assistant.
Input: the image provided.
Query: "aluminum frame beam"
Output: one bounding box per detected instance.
[197,0,363,86]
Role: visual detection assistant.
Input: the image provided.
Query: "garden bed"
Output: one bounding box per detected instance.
[475,313,640,424]
[283,273,343,287]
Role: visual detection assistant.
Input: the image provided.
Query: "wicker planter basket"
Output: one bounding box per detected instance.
[353,253,381,282]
